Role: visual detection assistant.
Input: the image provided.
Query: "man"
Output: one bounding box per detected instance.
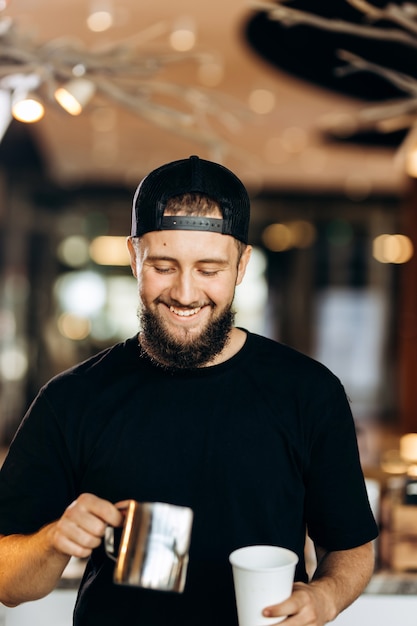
[0,156,377,625]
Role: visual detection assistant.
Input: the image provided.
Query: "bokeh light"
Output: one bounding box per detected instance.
[248,89,275,115]
[89,236,130,266]
[262,221,316,252]
[57,313,91,341]
[87,10,113,32]
[373,234,414,264]
[55,271,107,317]
[0,346,28,381]
[57,236,90,268]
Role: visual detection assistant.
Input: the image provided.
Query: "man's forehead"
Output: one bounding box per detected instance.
[139,228,238,256]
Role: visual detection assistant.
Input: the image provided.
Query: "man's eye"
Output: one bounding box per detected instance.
[155,266,173,274]
[200,269,219,277]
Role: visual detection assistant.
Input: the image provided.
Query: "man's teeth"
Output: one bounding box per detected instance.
[169,306,201,317]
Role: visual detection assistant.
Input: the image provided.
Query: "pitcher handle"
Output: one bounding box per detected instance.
[104,500,132,562]
[104,525,117,562]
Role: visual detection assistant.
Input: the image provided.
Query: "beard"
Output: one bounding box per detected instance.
[138,303,235,370]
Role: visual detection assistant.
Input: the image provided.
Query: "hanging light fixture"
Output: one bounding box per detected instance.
[1,72,44,123]
[54,78,96,116]
[86,0,114,33]
[11,90,44,123]
[11,89,44,123]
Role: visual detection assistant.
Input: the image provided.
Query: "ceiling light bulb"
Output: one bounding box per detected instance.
[55,79,95,116]
[87,10,113,32]
[170,29,196,52]
[170,16,196,52]
[11,91,44,123]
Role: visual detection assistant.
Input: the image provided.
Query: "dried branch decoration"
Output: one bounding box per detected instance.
[251,0,417,140]
[0,16,247,156]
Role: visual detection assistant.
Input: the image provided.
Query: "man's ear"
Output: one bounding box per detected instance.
[236,245,252,286]
[126,237,138,278]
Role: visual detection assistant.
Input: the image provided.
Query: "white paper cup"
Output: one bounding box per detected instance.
[229,545,298,626]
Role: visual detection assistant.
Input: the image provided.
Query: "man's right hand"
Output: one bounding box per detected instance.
[51,493,123,559]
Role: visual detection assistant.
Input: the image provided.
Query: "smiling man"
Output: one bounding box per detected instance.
[128,157,252,371]
[128,193,251,369]
[0,156,378,626]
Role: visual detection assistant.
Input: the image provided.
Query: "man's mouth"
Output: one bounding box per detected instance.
[169,305,202,317]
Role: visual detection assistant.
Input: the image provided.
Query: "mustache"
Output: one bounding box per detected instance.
[155,297,214,309]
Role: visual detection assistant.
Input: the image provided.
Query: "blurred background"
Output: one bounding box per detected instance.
[1,0,417,583]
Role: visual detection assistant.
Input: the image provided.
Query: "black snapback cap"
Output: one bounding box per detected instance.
[131,155,250,244]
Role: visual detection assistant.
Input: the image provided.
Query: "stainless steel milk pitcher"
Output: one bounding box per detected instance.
[104,500,194,592]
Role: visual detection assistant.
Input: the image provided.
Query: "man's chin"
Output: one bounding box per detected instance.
[138,306,235,370]
[161,323,207,345]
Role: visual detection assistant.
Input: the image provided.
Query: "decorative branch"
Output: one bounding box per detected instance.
[335,50,417,96]
[251,1,417,47]
[346,0,417,35]
[0,16,249,156]
[254,0,417,141]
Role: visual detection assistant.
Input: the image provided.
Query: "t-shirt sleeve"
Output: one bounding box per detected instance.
[0,389,78,535]
[304,380,378,551]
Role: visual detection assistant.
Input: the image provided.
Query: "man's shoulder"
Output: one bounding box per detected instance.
[246,331,312,363]
[246,331,341,385]
[42,336,139,392]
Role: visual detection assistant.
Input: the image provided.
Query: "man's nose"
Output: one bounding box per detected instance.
[170,270,199,305]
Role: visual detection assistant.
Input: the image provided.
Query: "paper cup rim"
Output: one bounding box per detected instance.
[229,545,299,571]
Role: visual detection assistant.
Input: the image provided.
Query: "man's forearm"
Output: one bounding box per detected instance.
[0,523,70,606]
[309,541,375,622]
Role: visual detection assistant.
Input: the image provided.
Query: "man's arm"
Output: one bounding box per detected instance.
[262,541,375,625]
[0,493,122,607]
[0,524,71,606]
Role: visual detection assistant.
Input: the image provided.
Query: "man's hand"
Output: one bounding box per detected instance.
[51,493,124,559]
[0,493,124,606]
[262,581,332,625]
[261,542,374,625]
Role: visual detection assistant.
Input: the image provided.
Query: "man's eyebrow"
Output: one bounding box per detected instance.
[145,255,229,266]
[197,259,230,266]
[145,255,177,263]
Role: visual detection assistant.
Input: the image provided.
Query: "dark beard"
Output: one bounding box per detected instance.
[138,305,235,370]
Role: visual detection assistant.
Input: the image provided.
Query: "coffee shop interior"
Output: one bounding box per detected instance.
[1,0,417,624]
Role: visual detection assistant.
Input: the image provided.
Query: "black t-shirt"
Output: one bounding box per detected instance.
[0,332,378,626]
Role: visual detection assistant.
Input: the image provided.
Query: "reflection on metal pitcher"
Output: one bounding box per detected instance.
[104,500,194,593]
